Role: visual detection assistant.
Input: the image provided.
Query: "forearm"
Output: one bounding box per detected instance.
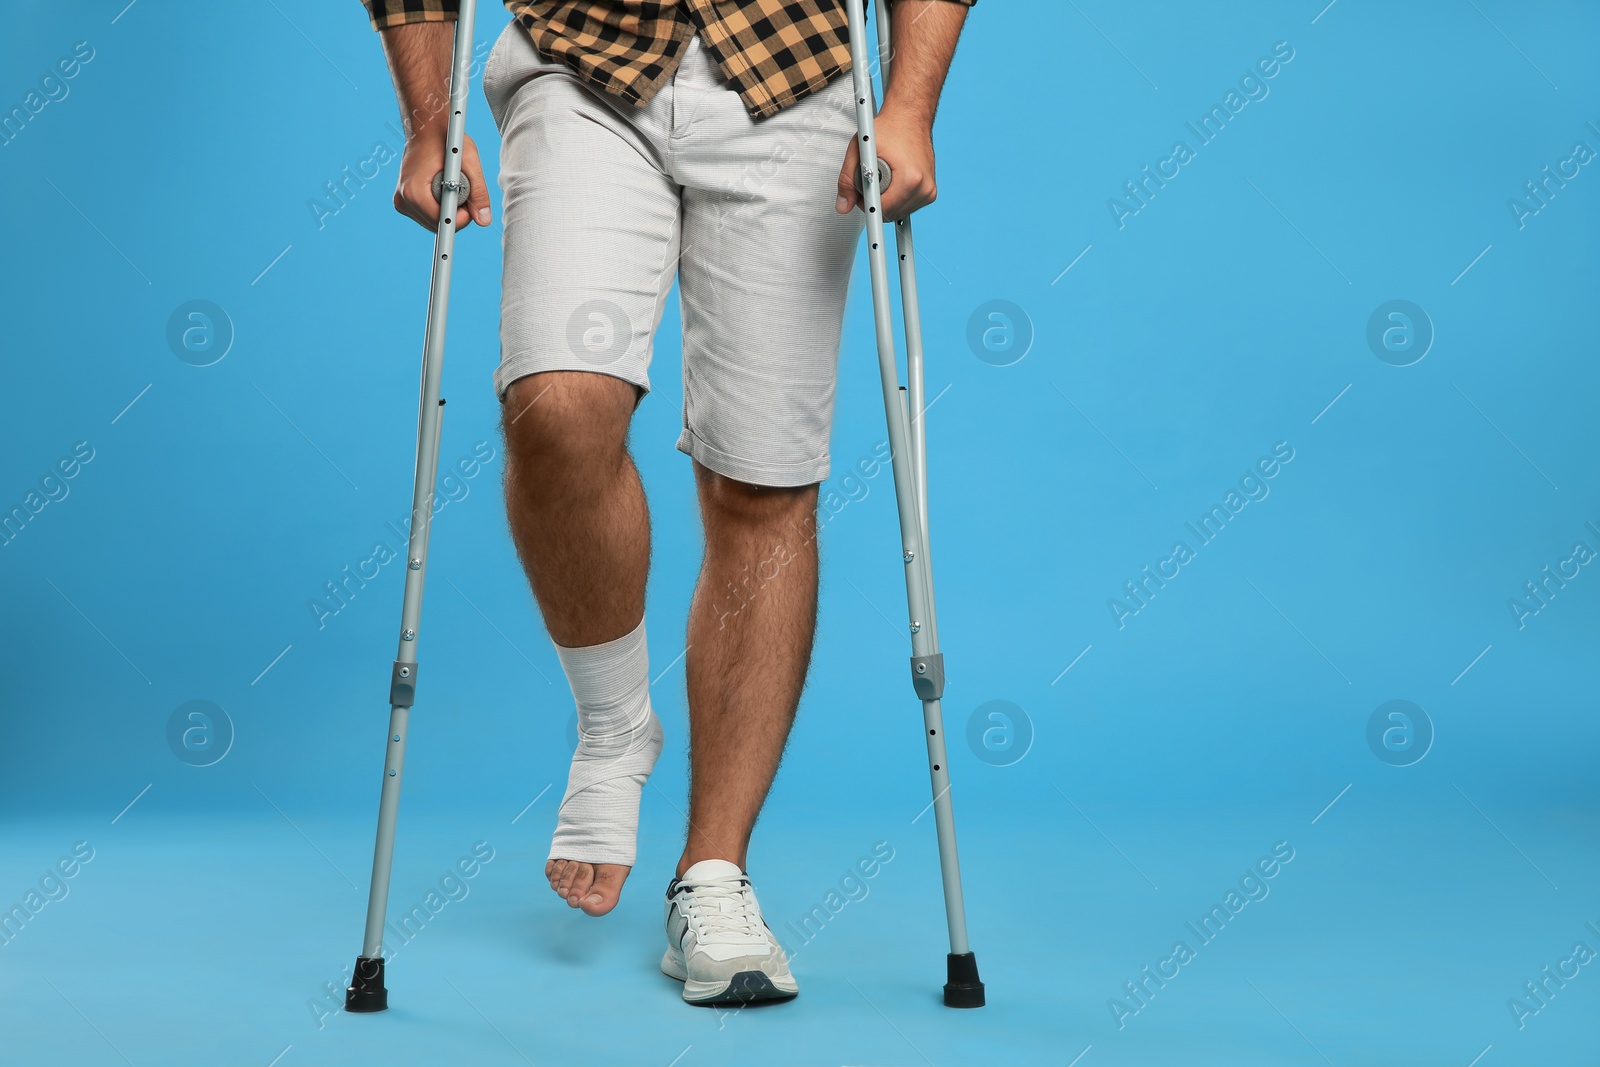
[370,12,492,230]
[880,0,967,126]
[379,21,457,139]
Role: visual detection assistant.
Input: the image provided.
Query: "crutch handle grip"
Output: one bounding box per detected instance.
[854,159,893,196]
[431,170,472,204]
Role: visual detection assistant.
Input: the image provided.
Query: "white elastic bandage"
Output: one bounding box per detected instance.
[549,617,663,867]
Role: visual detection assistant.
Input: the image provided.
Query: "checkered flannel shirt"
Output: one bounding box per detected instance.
[360,0,973,119]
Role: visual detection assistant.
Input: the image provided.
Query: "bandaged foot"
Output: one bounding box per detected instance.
[545,616,663,916]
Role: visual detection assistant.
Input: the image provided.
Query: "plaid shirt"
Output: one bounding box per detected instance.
[360,0,974,119]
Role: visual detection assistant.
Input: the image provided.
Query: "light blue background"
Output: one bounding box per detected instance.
[3,1,1598,1064]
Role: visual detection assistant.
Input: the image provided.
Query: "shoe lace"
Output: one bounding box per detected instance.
[682,878,766,945]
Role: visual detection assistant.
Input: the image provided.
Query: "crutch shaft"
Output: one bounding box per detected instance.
[346,0,478,1014]
[875,0,933,575]
[878,0,933,631]
[846,0,983,1008]
[360,704,412,953]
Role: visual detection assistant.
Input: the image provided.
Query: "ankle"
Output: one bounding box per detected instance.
[676,848,747,878]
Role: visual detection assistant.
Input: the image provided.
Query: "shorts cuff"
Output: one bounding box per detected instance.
[494,350,652,402]
[675,427,829,487]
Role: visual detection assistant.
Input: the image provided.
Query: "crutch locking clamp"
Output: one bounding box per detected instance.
[910,653,945,700]
[389,661,418,707]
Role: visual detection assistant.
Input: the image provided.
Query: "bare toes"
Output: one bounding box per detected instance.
[579,864,631,917]
[544,859,632,915]
[555,860,579,896]
[564,862,596,907]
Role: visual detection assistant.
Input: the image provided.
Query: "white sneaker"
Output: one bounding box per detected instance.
[661,859,799,1005]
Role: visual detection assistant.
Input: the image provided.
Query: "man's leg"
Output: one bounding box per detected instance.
[501,370,656,915]
[678,465,820,877]
[664,48,862,887]
[645,28,861,1006]
[485,17,684,917]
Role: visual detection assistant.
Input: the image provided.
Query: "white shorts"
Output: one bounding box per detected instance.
[481,22,865,487]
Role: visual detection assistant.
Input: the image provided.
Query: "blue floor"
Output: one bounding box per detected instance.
[4,791,1598,1064]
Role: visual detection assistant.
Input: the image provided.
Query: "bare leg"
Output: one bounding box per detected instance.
[501,370,651,915]
[678,461,820,877]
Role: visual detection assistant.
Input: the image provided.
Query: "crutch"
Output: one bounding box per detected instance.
[345,0,479,1013]
[845,0,985,1009]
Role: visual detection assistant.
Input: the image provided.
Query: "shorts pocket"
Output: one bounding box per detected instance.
[482,22,514,123]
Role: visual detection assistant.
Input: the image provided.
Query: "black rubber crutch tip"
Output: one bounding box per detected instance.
[943,952,986,1008]
[344,956,389,1013]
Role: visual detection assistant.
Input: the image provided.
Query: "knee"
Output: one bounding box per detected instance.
[501,372,634,486]
[696,465,819,536]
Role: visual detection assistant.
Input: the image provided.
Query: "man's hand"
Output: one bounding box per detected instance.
[379,20,493,233]
[835,105,936,222]
[833,0,966,223]
[395,130,492,232]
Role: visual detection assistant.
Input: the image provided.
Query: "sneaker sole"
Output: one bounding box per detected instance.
[661,950,798,1005]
